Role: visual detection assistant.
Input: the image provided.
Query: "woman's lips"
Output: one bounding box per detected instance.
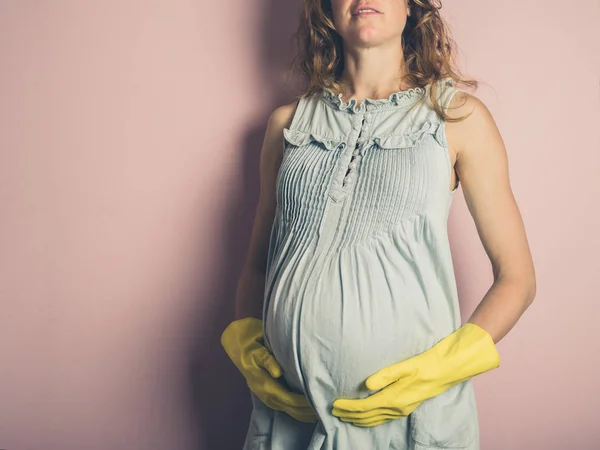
[353,10,381,17]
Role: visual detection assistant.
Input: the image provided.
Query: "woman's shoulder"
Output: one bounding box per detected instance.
[270,100,299,131]
[445,87,501,161]
[260,100,302,165]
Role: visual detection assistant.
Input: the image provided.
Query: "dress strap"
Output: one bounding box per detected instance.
[288,93,310,131]
[437,77,463,116]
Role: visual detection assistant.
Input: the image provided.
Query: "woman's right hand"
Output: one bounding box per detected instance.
[220,317,318,423]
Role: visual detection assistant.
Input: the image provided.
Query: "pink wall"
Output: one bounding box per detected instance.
[1,1,599,449]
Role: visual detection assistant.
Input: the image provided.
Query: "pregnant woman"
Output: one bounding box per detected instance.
[221,0,536,449]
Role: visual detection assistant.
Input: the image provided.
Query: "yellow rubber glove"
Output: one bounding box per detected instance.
[221,317,318,423]
[332,322,500,427]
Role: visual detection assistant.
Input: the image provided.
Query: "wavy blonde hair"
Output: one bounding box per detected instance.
[286,0,475,122]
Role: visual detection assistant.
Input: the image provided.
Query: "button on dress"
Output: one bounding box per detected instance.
[243,77,480,450]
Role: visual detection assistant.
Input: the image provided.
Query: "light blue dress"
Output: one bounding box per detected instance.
[243,77,480,450]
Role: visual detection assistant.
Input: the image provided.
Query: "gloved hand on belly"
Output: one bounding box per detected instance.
[331,322,500,427]
[221,317,318,423]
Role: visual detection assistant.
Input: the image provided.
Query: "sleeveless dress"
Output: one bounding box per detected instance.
[243,77,480,450]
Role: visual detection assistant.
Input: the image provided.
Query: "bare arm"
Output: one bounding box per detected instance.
[235,101,299,320]
[446,92,537,344]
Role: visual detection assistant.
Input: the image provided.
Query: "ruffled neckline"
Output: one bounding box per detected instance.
[320,83,428,113]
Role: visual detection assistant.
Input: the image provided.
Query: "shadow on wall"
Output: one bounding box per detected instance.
[185,2,304,449]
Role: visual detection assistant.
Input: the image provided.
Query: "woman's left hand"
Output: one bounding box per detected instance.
[331,322,501,427]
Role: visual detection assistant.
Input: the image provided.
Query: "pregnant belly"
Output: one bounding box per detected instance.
[264,251,437,408]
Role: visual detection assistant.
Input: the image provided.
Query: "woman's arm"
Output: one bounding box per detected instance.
[447,91,537,344]
[234,101,298,320]
[221,100,318,423]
